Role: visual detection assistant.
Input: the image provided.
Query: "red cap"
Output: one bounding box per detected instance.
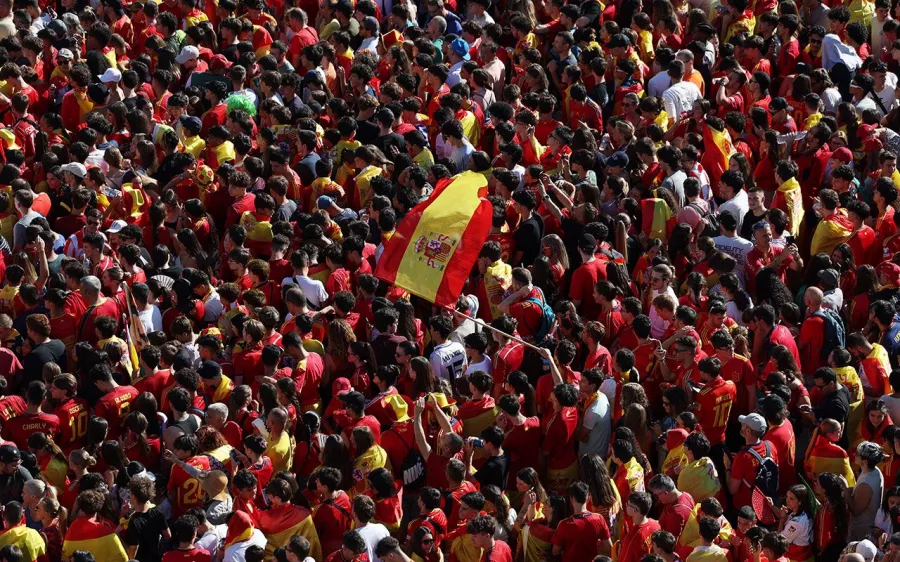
[210,54,232,71]
[832,147,853,163]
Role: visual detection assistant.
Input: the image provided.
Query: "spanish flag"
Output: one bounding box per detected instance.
[63,516,128,562]
[640,189,673,242]
[458,396,499,439]
[810,210,853,256]
[375,171,493,307]
[522,521,555,562]
[0,525,46,562]
[701,123,736,189]
[254,503,322,560]
[772,177,804,238]
[225,511,255,550]
[803,432,857,487]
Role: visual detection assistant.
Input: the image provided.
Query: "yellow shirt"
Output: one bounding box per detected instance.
[266,431,294,473]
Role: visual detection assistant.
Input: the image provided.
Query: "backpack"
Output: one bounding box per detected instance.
[812,307,846,361]
[746,441,779,499]
[689,203,720,239]
[391,427,426,490]
[524,289,556,342]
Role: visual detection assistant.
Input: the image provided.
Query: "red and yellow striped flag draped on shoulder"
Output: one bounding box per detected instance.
[254,502,322,560]
[701,123,736,189]
[804,431,857,486]
[63,516,128,562]
[375,171,492,307]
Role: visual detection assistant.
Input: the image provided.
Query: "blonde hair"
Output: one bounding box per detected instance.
[68,449,97,470]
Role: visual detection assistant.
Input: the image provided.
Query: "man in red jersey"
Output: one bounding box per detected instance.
[552,481,612,560]
[337,391,382,449]
[724,413,778,510]
[91,364,139,440]
[406,487,448,548]
[0,378,24,424]
[161,514,212,562]
[311,467,353,555]
[692,357,736,469]
[596,281,626,348]
[583,321,613,375]
[413,396,465,490]
[649,474,695,542]
[495,394,541,490]
[133,345,173,402]
[3,380,59,445]
[166,435,213,518]
[569,234,607,319]
[710,330,756,420]
[750,304,800,374]
[75,276,120,347]
[48,373,89,453]
[469,514,514,562]
[760,394,797,494]
[489,316,524,396]
[535,341,580,416]
[613,491,660,562]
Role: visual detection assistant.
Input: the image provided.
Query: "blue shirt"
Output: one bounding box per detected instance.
[882,315,900,368]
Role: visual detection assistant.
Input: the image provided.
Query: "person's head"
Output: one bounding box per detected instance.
[466,514,498,549]
[625,491,653,521]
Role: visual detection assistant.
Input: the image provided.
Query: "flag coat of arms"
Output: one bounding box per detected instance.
[376,171,492,306]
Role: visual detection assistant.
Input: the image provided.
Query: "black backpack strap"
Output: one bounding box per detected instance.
[425,516,445,535]
[324,496,353,521]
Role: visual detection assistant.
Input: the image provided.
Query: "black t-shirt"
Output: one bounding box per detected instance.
[356,119,380,146]
[815,386,850,447]
[579,0,602,26]
[124,507,169,562]
[23,340,67,383]
[513,213,544,267]
[474,453,510,491]
[374,132,407,156]
[739,210,768,241]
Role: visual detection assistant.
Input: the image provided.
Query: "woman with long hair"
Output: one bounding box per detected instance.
[325,319,356,383]
[719,272,753,327]
[876,485,900,535]
[320,434,353,492]
[517,493,567,562]
[504,371,538,417]
[679,271,707,314]
[579,454,621,531]
[830,243,856,300]
[27,432,68,490]
[175,229,215,280]
[409,525,443,562]
[855,400,893,454]
[407,356,439,399]
[366,467,402,534]
[121,411,161,470]
[276,378,302,434]
[394,298,424,353]
[667,223,694,284]
[347,341,378,397]
[540,234,569,285]
[35,497,68,562]
[294,411,324,485]
[515,467,548,516]
[349,426,390,498]
[482,484,516,544]
[60,450,96,511]
[729,153,756,189]
[774,483,814,562]
[228,385,260,439]
[849,264,876,333]
[815,472,850,562]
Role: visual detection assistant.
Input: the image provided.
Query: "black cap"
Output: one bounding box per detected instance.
[608,33,630,48]
[340,391,366,412]
[768,97,793,112]
[199,360,223,380]
[760,393,785,418]
[577,233,597,252]
[0,444,20,463]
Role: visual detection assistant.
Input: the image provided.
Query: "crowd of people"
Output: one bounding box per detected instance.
[0,0,896,558]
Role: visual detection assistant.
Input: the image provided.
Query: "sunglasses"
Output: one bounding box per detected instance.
[422,538,434,544]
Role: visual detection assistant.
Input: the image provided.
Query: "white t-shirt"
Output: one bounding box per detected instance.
[648,71,672,98]
[139,305,163,334]
[877,72,898,111]
[713,234,754,285]
[580,391,611,457]
[356,523,391,562]
[662,81,703,122]
[223,529,267,562]
[282,274,329,309]
[196,525,227,558]
[718,190,750,233]
[882,394,900,423]
[650,286,677,339]
[430,341,468,382]
[202,291,224,323]
[465,356,493,376]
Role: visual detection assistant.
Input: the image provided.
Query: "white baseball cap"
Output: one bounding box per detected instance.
[98,68,122,83]
[106,220,128,234]
[61,162,87,178]
[175,45,200,65]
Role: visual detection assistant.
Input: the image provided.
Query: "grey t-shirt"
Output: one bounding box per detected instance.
[13,210,40,249]
[580,391,611,457]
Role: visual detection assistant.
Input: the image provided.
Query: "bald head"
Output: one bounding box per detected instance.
[805,286,824,308]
